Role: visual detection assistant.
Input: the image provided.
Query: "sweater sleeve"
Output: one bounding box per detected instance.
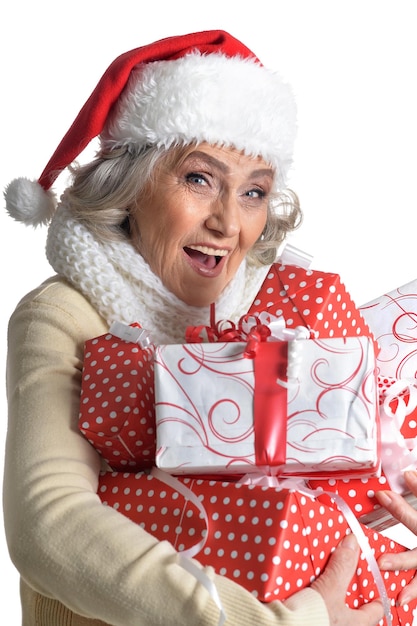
[3,278,329,626]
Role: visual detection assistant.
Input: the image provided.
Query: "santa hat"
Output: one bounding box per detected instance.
[4,29,297,227]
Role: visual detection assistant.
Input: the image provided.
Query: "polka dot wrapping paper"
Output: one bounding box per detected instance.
[98,470,417,625]
[79,326,156,470]
[248,264,377,351]
[154,336,380,478]
[307,474,391,517]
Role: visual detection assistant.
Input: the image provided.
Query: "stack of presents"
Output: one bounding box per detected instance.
[78,246,417,626]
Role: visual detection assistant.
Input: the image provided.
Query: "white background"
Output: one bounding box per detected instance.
[2,0,417,622]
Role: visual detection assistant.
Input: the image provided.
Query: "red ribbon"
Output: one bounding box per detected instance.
[185,308,273,345]
[185,305,294,469]
[253,342,289,468]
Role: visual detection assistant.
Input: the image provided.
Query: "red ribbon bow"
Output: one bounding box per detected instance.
[185,305,279,357]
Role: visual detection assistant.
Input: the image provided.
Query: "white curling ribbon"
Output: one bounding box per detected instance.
[248,311,286,340]
[177,556,226,626]
[286,336,306,380]
[236,471,282,488]
[109,320,154,348]
[256,310,311,343]
[382,378,417,425]
[150,467,209,558]
[150,468,226,626]
[238,312,284,338]
[236,310,310,351]
[277,242,313,269]
[275,325,311,342]
[257,311,283,330]
[274,333,309,388]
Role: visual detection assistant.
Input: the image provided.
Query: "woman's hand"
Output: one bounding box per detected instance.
[310,533,384,626]
[376,469,417,606]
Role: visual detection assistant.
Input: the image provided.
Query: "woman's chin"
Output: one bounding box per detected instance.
[179,294,220,308]
[170,275,229,308]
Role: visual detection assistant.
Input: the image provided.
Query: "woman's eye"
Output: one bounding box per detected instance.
[246,188,266,199]
[186,172,208,186]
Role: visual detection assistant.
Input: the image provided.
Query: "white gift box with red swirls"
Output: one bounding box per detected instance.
[360,279,417,382]
[359,279,417,432]
[358,280,417,493]
[154,336,380,478]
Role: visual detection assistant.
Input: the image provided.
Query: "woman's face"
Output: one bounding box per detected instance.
[130,143,274,307]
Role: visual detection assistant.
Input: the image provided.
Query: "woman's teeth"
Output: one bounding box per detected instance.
[187,245,228,257]
[184,245,227,268]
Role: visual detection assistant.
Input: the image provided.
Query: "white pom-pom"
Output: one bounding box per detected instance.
[4,177,56,226]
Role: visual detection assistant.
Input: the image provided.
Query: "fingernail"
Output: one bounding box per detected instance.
[375,490,393,506]
[378,557,393,570]
[398,592,412,607]
[341,533,358,550]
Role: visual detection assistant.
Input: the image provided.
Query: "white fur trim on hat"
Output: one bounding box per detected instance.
[102,52,297,189]
[4,177,56,227]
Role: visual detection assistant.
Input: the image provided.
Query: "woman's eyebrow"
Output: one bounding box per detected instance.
[185,151,230,173]
[186,151,274,179]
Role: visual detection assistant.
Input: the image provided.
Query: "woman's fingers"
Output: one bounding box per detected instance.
[311,533,360,605]
[355,599,387,626]
[404,470,417,497]
[378,546,417,572]
[375,483,417,535]
[311,534,385,626]
[396,572,417,608]
[375,471,417,604]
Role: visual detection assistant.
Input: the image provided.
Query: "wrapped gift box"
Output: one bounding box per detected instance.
[78,323,156,470]
[248,263,377,350]
[98,470,417,624]
[359,278,417,382]
[360,279,417,439]
[154,335,380,478]
[358,280,417,498]
[308,466,416,520]
[307,474,391,517]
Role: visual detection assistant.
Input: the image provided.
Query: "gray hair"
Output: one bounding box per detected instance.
[64,144,302,266]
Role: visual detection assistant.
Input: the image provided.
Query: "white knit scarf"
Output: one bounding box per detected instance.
[45,203,270,344]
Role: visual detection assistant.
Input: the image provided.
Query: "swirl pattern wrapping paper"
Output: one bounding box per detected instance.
[154,336,380,479]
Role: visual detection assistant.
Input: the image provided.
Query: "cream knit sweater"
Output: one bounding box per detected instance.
[3,275,329,626]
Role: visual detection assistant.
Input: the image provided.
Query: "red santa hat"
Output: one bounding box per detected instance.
[4,29,297,227]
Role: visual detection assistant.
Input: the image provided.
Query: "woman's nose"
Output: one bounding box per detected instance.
[205,193,240,237]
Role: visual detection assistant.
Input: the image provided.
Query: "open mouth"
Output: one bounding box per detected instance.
[184,245,227,270]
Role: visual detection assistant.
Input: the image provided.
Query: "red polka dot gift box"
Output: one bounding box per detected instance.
[248,263,377,350]
[307,474,391,518]
[154,335,381,479]
[98,469,417,625]
[79,322,156,470]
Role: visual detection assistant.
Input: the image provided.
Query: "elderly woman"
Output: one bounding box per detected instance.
[3,29,408,626]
